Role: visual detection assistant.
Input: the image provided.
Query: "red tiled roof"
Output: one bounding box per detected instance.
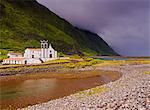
[4,58,25,61]
[8,52,23,55]
[26,48,41,51]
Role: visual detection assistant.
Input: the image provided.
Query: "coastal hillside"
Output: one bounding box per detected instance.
[0,0,118,58]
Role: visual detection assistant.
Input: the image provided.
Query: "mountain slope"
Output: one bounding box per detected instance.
[0,0,118,57]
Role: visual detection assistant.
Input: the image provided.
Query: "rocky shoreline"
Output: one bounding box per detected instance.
[20,64,150,110]
[0,65,64,76]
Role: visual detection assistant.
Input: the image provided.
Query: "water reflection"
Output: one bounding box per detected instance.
[0,71,121,109]
[0,79,57,100]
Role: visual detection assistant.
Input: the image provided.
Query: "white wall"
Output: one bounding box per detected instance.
[8,54,23,58]
[41,49,49,58]
[47,48,57,58]
[24,49,41,58]
[25,59,42,64]
[54,51,57,58]
[2,60,25,64]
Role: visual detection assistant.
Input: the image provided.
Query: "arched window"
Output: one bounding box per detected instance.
[45,44,47,48]
[32,55,34,58]
[41,44,44,48]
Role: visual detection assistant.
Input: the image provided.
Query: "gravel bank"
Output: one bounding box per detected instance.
[20,64,150,110]
[0,66,63,76]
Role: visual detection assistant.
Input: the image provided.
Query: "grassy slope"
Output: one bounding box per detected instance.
[0,0,118,58]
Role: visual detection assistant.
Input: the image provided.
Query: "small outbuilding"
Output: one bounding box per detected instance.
[2,58,25,64]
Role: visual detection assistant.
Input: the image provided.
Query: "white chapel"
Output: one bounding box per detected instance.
[3,40,58,64]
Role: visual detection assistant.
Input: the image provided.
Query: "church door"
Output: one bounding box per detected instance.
[25,60,27,64]
[49,54,52,58]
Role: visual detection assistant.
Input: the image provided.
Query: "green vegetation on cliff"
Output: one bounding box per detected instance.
[0,0,118,57]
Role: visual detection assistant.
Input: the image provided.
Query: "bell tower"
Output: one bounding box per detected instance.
[40,40,49,58]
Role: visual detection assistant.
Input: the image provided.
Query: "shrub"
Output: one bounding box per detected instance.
[0,49,8,59]
[44,59,70,64]
[75,61,88,68]
[58,52,66,57]
[65,63,76,68]
[70,55,81,59]
[144,71,150,75]
[76,87,109,97]
[83,57,93,61]
[89,59,103,65]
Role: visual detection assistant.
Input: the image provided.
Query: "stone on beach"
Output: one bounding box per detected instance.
[20,64,150,110]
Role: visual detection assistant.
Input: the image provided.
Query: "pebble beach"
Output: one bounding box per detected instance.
[20,64,150,110]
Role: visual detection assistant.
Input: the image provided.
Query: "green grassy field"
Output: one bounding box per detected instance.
[0,0,117,59]
[1,56,149,74]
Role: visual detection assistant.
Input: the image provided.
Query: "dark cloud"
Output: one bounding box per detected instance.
[37,0,150,56]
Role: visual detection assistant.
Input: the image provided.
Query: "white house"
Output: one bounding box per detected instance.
[7,52,23,58]
[2,40,58,64]
[2,58,25,64]
[2,52,25,64]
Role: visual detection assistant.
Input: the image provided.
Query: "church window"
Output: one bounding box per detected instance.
[41,44,44,48]
[32,55,34,58]
[45,44,47,48]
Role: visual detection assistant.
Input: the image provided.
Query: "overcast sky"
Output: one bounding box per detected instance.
[37,0,150,56]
